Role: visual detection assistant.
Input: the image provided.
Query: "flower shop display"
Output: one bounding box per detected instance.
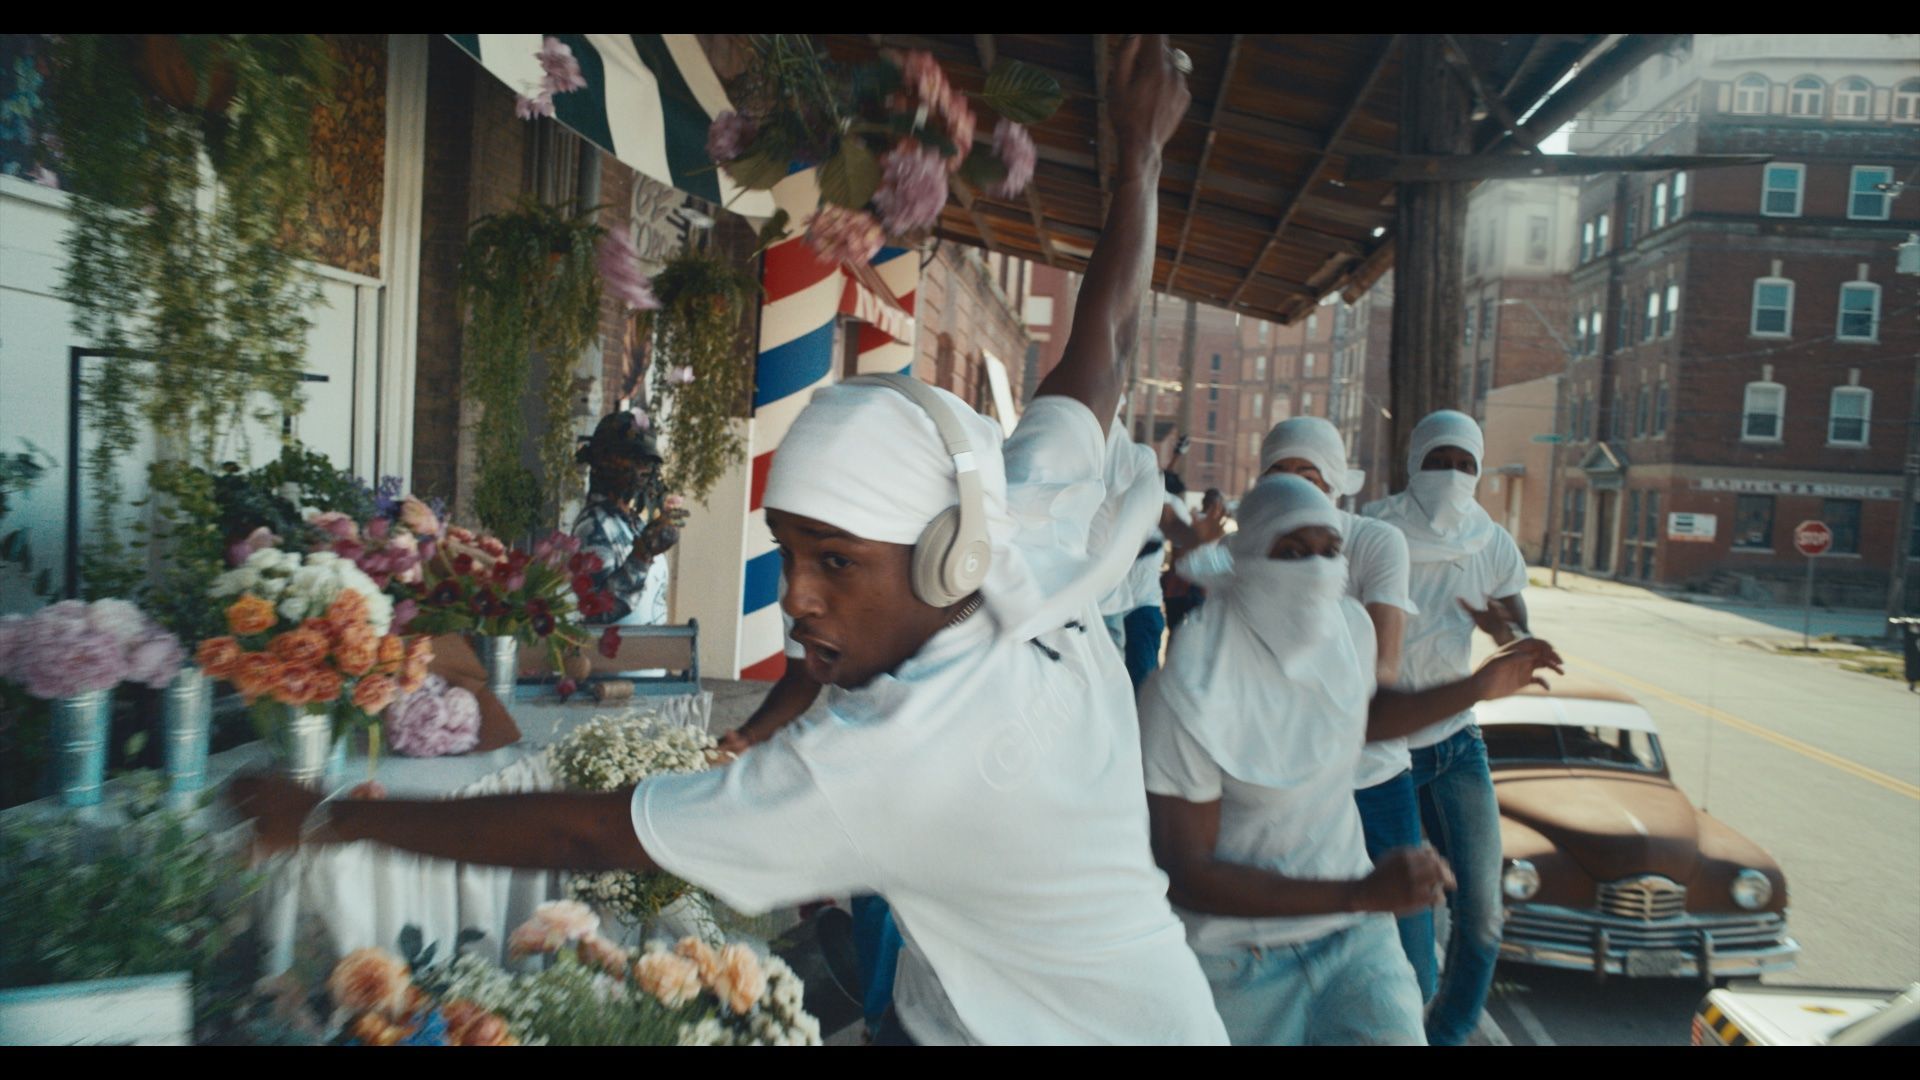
[704,37,1063,263]
[547,712,724,927]
[382,674,481,759]
[0,599,184,806]
[280,903,820,1046]
[643,249,760,503]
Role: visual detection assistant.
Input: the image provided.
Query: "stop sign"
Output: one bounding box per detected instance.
[1793,520,1833,557]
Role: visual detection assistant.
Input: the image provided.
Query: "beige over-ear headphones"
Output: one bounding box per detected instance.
[843,373,992,608]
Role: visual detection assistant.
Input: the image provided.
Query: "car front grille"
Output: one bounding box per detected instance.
[1503,907,1788,951]
[1596,875,1688,921]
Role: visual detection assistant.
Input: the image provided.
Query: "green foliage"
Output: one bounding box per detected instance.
[460,198,606,541]
[47,35,336,589]
[0,775,264,1029]
[644,250,760,504]
[980,59,1064,125]
[0,440,56,600]
[818,137,878,210]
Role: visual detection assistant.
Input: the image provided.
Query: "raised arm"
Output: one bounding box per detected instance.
[1367,637,1564,743]
[1034,35,1191,422]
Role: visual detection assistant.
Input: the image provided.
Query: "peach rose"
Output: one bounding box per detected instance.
[326,588,370,628]
[442,1000,514,1047]
[327,947,412,1017]
[708,943,768,1015]
[675,937,721,985]
[577,934,631,979]
[195,636,242,679]
[400,497,441,540]
[336,637,377,677]
[634,950,704,1008]
[376,634,407,674]
[227,594,278,636]
[269,627,329,667]
[308,667,344,706]
[231,652,278,700]
[405,635,435,665]
[352,673,397,715]
[269,663,313,707]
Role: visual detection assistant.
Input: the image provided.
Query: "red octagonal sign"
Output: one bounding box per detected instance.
[1793,520,1833,557]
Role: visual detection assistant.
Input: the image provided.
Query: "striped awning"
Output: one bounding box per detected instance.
[447,33,776,220]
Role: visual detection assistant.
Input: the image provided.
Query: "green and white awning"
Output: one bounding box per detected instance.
[446,33,776,220]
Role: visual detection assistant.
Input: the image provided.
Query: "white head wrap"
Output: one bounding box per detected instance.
[1258,416,1364,497]
[1145,474,1371,788]
[1368,409,1502,563]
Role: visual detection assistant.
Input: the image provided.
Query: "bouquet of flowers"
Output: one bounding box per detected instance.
[707,38,1060,264]
[303,902,819,1046]
[548,712,722,922]
[383,674,481,759]
[0,598,184,701]
[197,553,429,738]
[402,526,618,676]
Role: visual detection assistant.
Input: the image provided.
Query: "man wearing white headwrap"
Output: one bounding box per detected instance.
[229,36,1223,1047]
[1140,474,1563,1045]
[1361,409,1532,1046]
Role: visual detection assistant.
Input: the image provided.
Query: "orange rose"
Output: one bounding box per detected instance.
[269,663,312,707]
[326,589,370,629]
[329,948,413,1017]
[397,662,429,695]
[337,638,378,677]
[269,628,330,667]
[405,635,435,665]
[375,634,407,674]
[232,652,279,701]
[226,594,278,636]
[352,673,397,715]
[195,636,242,679]
[442,1000,514,1047]
[308,667,344,707]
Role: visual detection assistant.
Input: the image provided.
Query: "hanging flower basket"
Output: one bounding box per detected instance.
[134,34,237,114]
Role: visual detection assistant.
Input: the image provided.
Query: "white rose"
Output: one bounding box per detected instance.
[279,596,308,622]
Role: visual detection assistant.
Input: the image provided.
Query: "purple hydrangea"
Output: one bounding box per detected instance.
[872,145,949,235]
[705,110,756,165]
[987,120,1037,200]
[598,227,660,312]
[387,679,481,758]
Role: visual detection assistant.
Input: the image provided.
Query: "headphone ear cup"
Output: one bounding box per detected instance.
[913,507,965,608]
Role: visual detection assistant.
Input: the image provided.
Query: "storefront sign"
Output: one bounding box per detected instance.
[1691,477,1899,500]
[1668,512,1717,543]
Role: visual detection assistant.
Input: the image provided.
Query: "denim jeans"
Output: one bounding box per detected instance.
[851,894,904,1027]
[1103,611,1128,654]
[1194,916,1426,1045]
[1409,725,1504,1046]
[1121,605,1166,692]
[1354,769,1439,1000]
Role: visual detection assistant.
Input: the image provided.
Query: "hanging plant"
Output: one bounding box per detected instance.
[644,249,760,504]
[460,198,606,541]
[46,34,336,593]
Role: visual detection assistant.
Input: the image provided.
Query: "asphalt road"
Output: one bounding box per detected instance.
[1473,575,1919,1046]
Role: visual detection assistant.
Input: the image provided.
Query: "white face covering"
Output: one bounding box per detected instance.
[1408,468,1481,533]
[1368,410,1501,563]
[1229,554,1350,674]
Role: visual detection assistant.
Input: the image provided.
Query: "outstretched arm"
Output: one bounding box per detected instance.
[1367,637,1565,743]
[1034,35,1191,422]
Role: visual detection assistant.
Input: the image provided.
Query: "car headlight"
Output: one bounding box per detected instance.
[1731,869,1772,910]
[1503,859,1541,901]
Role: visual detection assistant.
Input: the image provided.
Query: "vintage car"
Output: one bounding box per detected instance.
[1480,683,1799,982]
[1693,982,1920,1046]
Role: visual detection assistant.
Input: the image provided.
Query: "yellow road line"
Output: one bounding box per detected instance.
[1567,655,1920,802]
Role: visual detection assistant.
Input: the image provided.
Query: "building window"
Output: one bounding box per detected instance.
[1575,313,1590,356]
[1252,392,1265,420]
[1480,299,1494,346]
[1735,495,1775,550]
[1211,353,1222,371]
[1208,386,1219,402]
[1592,308,1604,352]
[1834,77,1872,120]
[1528,215,1550,263]
[1742,381,1785,442]
[1635,385,1650,437]
[1206,410,1217,432]
[1828,387,1871,446]
[1823,499,1861,555]
[1838,283,1881,342]
[1302,391,1316,417]
[1463,305,1475,348]
[1304,352,1316,378]
[1628,490,1641,539]
[1734,74,1770,115]
[1259,321,1270,342]
[1255,354,1267,379]
[1596,213,1609,255]
[1652,181,1669,229]
[1788,77,1824,117]
[1850,166,1894,220]
[1643,288,1660,342]
[1580,220,1594,263]
[1897,80,1920,123]
[1751,278,1794,336]
[1618,293,1635,347]
[1662,283,1679,337]
[1761,164,1805,217]
[1671,172,1688,219]
[1655,384,1669,434]
[1204,444,1215,464]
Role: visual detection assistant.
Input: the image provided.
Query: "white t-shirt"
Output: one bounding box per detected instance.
[1340,511,1424,788]
[632,400,1227,1046]
[1139,601,1378,953]
[1101,492,1188,616]
[1375,521,1529,751]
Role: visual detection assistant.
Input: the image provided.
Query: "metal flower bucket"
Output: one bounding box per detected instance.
[51,688,113,808]
[161,665,212,808]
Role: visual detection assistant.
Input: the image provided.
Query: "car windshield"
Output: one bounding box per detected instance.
[1484,722,1664,772]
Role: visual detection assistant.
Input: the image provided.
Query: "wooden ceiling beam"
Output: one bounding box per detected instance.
[1167,33,1244,294]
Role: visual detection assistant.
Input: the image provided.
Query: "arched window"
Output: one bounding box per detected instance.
[1834,77,1872,120]
[1734,74,1770,114]
[1895,79,1920,123]
[1788,77,1824,117]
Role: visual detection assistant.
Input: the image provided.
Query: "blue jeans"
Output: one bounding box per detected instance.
[1354,770,1439,1000]
[851,895,903,1027]
[1195,916,1427,1045]
[1121,605,1165,691]
[1409,726,1504,1046]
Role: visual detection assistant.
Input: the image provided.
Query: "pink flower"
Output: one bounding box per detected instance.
[516,93,555,121]
[634,950,703,1008]
[399,497,441,539]
[705,109,756,164]
[669,366,694,385]
[538,37,588,95]
[127,630,186,689]
[227,526,279,567]
[988,119,1037,198]
[18,602,128,699]
[598,227,660,312]
[555,677,578,701]
[804,205,886,266]
[943,93,976,173]
[386,683,480,758]
[310,511,358,544]
[507,901,600,959]
[392,598,419,633]
[709,943,768,1015]
[873,144,949,234]
[901,51,951,115]
[28,165,58,189]
[366,517,391,542]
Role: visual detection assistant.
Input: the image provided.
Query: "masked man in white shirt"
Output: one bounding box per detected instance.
[231,35,1229,1046]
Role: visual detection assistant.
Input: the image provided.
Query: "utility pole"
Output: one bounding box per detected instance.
[1177,297,1198,486]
